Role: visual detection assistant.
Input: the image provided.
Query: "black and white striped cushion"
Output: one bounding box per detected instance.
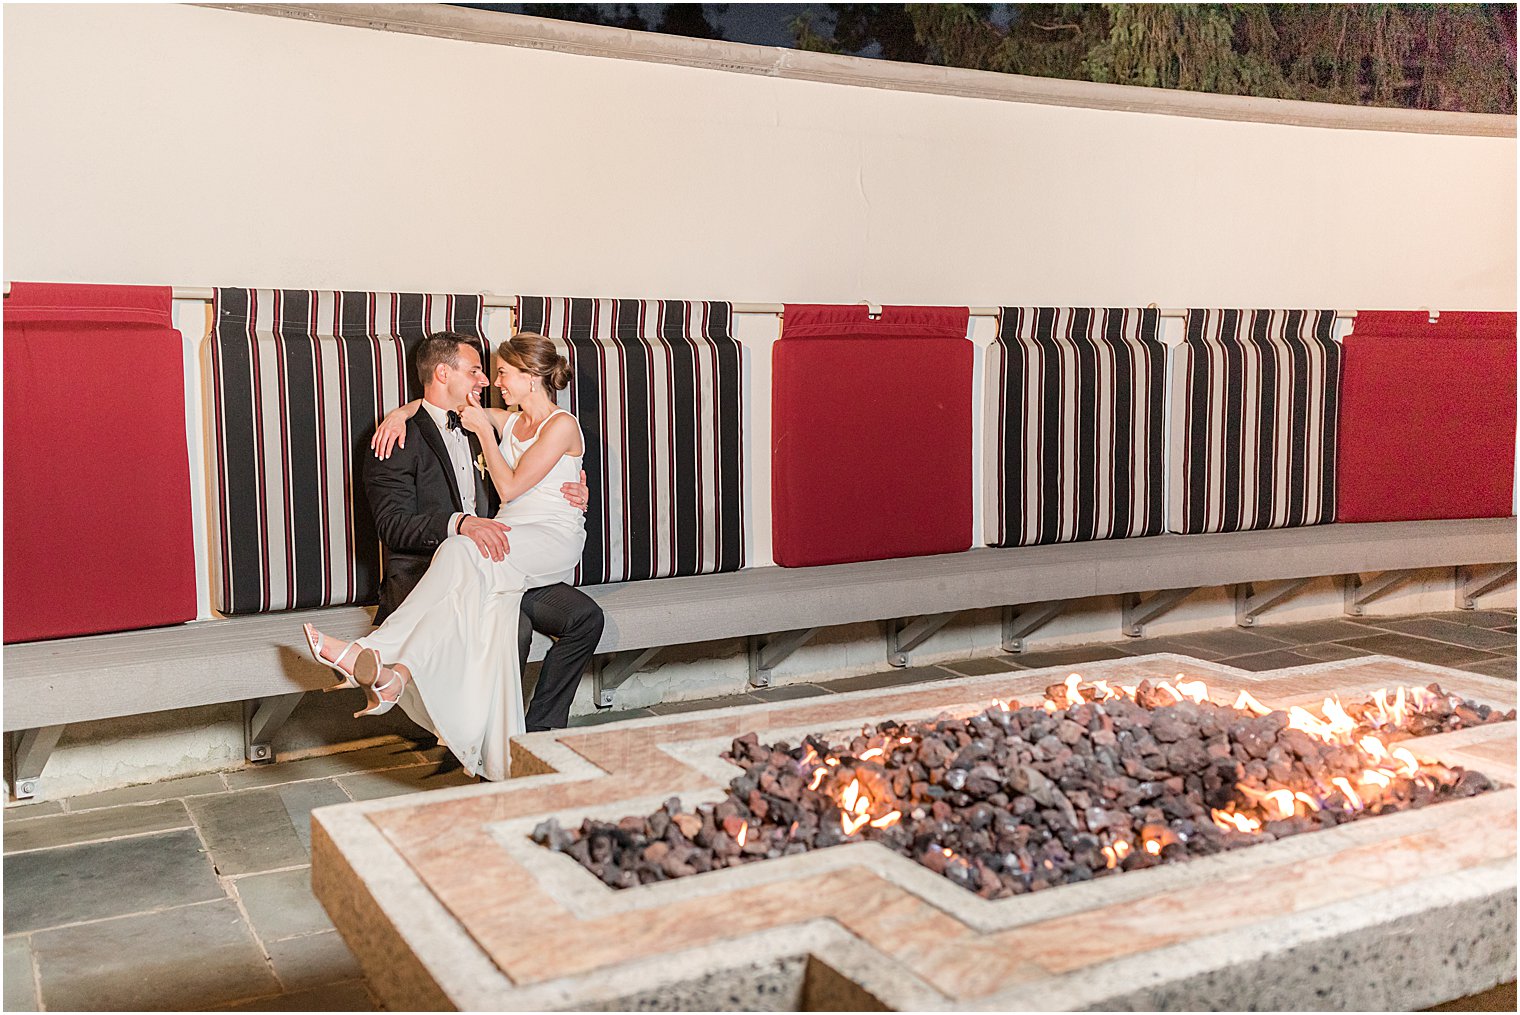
[208,288,487,614]
[986,307,1167,546]
[1169,309,1341,534]
[516,296,745,585]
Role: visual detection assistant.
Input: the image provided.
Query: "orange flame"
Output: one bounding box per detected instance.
[1331,777,1364,811]
[1175,677,1211,704]
[1263,789,1296,819]
[859,748,884,761]
[870,810,901,829]
[1212,808,1263,833]
[1391,746,1420,777]
[736,821,748,848]
[1233,690,1272,716]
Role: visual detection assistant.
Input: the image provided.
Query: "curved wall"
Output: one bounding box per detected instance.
[3,3,1515,310]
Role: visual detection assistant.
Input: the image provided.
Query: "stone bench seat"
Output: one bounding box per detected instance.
[4,517,1515,798]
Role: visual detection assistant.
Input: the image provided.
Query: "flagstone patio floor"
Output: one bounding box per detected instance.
[3,608,1514,1011]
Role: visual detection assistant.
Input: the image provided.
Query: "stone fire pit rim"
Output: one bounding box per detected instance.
[490,774,1518,934]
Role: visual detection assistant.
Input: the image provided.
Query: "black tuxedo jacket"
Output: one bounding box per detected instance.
[365,409,497,623]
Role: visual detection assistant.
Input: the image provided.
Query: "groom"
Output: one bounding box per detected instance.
[364,332,604,732]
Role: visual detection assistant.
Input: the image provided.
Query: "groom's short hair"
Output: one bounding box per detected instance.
[416,332,474,385]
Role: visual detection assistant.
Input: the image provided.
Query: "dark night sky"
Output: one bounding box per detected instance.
[461,4,862,53]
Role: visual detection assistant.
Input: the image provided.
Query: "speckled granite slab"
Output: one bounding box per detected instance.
[310,655,1517,1011]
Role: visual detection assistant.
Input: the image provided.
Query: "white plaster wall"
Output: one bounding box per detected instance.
[4,4,1515,797]
[3,4,1515,309]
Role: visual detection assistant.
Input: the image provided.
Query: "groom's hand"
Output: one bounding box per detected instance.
[560,470,589,512]
[460,516,511,561]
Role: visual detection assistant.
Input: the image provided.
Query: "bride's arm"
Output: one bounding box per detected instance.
[462,407,579,505]
[371,399,423,459]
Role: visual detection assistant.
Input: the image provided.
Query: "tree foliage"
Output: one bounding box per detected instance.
[790,3,1517,114]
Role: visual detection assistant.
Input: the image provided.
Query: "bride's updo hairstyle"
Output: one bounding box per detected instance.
[498,332,572,392]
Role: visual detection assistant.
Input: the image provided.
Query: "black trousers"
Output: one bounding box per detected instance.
[518,584,604,732]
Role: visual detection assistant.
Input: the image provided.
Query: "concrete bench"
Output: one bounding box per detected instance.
[5,517,1514,799]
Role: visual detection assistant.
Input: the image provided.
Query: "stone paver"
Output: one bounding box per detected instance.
[1162,626,1294,656]
[264,931,364,993]
[1464,658,1519,681]
[221,743,428,791]
[336,759,478,803]
[568,706,655,727]
[1215,649,1323,672]
[2,799,64,821]
[1340,631,1502,669]
[3,607,1511,1012]
[1003,644,1136,669]
[649,692,765,715]
[31,899,279,1012]
[1371,616,1519,651]
[4,935,38,1012]
[217,979,374,1011]
[751,683,832,702]
[1293,641,1377,662]
[1424,609,1518,630]
[189,782,351,876]
[233,867,334,941]
[4,828,223,933]
[62,773,229,812]
[941,655,1021,676]
[3,799,193,854]
[1257,618,1381,644]
[1116,634,1230,660]
[824,666,957,692]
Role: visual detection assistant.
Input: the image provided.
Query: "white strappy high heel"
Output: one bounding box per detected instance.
[302,623,361,691]
[353,648,410,718]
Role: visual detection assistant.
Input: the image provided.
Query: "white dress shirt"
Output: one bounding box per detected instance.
[421,399,477,533]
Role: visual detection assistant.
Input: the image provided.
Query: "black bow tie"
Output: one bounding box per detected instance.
[445,410,463,432]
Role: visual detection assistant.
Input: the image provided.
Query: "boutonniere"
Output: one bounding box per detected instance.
[475,453,487,477]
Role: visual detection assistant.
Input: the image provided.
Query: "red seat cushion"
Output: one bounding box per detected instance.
[772,305,972,567]
[1337,329,1515,522]
[4,283,197,642]
[1353,310,1516,339]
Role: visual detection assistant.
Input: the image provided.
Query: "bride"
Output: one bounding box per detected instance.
[303,332,586,780]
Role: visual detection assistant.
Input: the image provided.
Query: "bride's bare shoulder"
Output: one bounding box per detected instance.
[543,411,584,453]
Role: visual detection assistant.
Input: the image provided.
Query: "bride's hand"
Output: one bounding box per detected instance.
[459,396,494,438]
[372,404,416,459]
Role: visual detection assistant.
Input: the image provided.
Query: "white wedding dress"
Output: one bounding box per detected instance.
[356,409,586,780]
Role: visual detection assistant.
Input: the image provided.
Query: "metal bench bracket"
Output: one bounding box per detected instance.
[1341,571,1413,616]
[1234,577,1314,628]
[887,612,958,668]
[9,725,66,800]
[1001,602,1065,653]
[1456,563,1517,610]
[243,692,307,763]
[594,647,663,708]
[1121,588,1198,638]
[748,628,820,688]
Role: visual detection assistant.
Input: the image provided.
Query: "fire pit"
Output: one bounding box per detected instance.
[311,654,1517,1011]
[537,676,1508,899]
